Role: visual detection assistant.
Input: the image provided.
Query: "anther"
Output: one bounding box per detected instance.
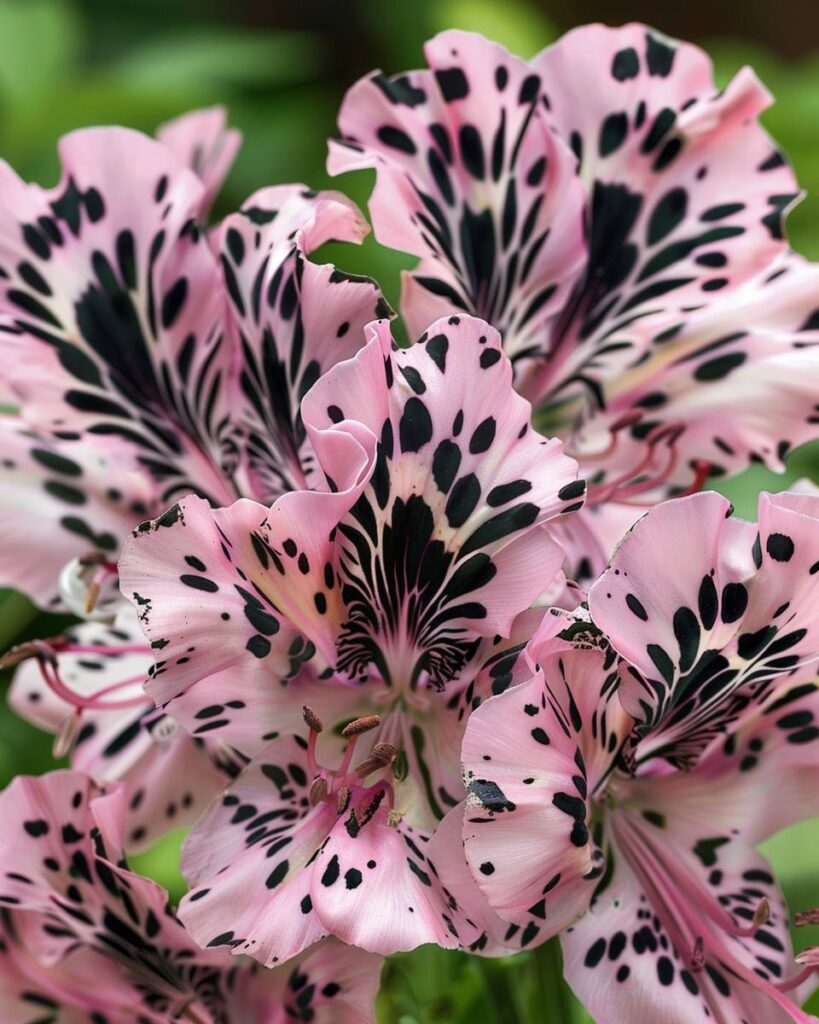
[302,705,323,733]
[85,578,102,614]
[371,742,397,763]
[53,712,82,759]
[795,907,819,927]
[309,777,328,806]
[752,897,770,930]
[0,637,66,670]
[342,715,381,738]
[336,787,351,814]
[387,809,403,829]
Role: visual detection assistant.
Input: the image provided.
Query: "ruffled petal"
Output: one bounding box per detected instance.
[179,733,491,962]
[218,184,387,500]
[229,938,383,1024]
[119,495,335,756]
[279,315,582,683]
[462,627,632,947]
[0,415,154,607]
[527,24,799,399]
[0,127,235,507]
[565,253,819,495]
[157,105,241,217]
[180,737,334,966]
[329,29,587,366]
[589,490,819,765]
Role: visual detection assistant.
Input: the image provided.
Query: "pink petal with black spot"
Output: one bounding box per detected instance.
[0,415,155,608]
[0,127,236,508]
[119,495,352,757]
[589,489,819,766]
[0,770,384,1021]
[462,626,632,947]
[561,817,811,1024]
[217,183,387,501]
[329,29,587,367]
[525,23,799,400]
[157,105,241,218]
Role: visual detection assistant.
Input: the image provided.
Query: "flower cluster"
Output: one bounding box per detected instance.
[2,23,819,1023]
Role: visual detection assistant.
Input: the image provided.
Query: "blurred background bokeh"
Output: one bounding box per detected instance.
[1,1,819,1019]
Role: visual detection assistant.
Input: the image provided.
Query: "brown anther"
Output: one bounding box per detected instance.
[84,579,102,614]
[691,936,705,974]
[795,907,819,927]
[355,757,388,779]
[0,637,68,669]
[336,787,352,814]
[387,809,403,829]
[341,714,381,738]
[371,742,397,764]
[53,713,82,759]
[302,705,323,733]
[309,776,328,806]
[610,409,644,432]
[752,897,770,930]
[78,552,106,568]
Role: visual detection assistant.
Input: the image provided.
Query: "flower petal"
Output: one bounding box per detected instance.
[0,416,154,607]
[218,184,387,500]
[561,819,809,1024]
[180,736,334,966]
[589,490,819,765]
[0,127,235,507]
[462,629,631,946]
[275,315,582,682]
[157,105,241,217]
[119,494,340,756]
[329,29,587,365]
[526,24,799,402]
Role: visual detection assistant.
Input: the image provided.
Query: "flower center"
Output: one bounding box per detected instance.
[302,706,401,827]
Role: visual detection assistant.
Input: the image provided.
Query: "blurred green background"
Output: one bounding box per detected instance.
[1,0,819,1019]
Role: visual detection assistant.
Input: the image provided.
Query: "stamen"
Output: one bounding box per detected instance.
[585,422,710,508]
[303,705,322,778]
[53,712,82,759]
[795,907,819,927]
[355,742,397,780]
[371,742,397,762]
[387,808,402,828]
[573,410,645,463]
[341,715,381,737]
[0,637,66,669]
[777,963,816,990]
[336,787,351,814]
[337,715,382,781]
[309,777,328,806]
[302,705,323,733]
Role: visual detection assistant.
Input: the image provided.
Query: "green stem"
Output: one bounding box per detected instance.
[537,936,583,1024]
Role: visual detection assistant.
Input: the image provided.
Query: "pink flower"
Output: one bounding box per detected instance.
[0,769,383,1023]
[0,113,386,606]
[329,25,819,579]
[118,314,584,959]
[461,491,819,1021]
[0,113,387,847]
